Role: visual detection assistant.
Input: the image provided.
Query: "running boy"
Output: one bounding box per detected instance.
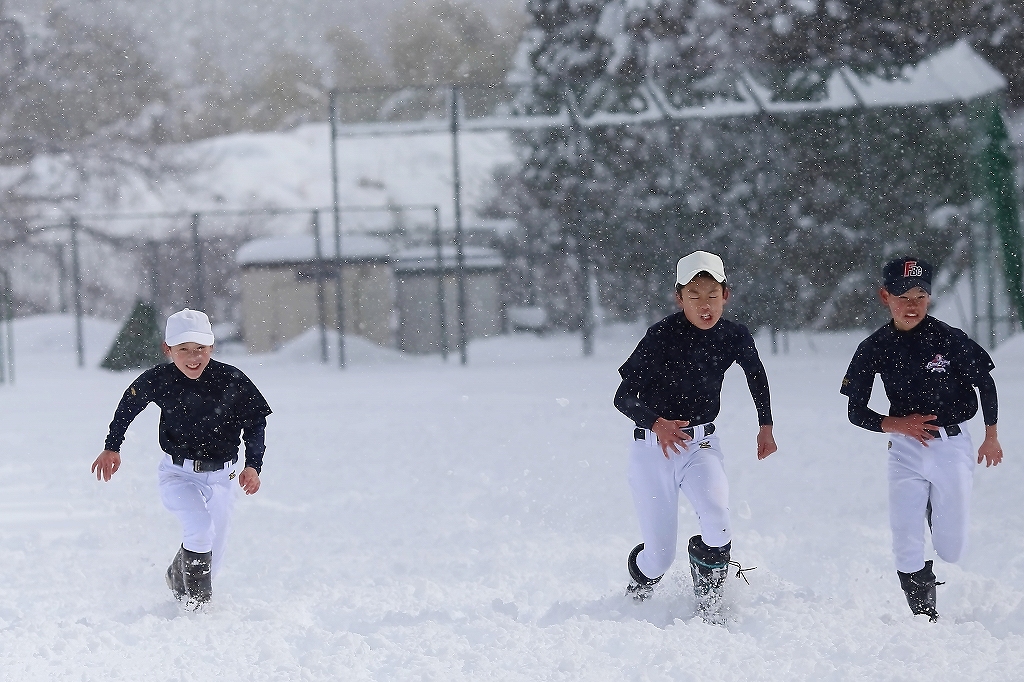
[614,251,776,618]
[91,308,272,608]
[841,257,1002,621]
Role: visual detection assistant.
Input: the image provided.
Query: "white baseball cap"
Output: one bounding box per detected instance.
[676,250,726,285]
[165,308,215,347]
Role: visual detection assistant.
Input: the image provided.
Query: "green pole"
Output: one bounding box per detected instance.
[979,104,1024,328]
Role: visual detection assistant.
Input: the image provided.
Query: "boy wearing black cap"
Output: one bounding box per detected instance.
[841,258,1002,621]
[91,309,272,608]
[615,251,776,621]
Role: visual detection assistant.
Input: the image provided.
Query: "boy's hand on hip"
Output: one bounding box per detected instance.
[881,414,939,445]
[651,417,691,458]
[756,425,777,460]
[238,467,261,495]
[91,450,120,481]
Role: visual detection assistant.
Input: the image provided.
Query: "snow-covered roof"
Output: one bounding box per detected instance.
[394,246,504,272]
[236,236,505,270]
[816,40,1005,110]
[236,234,391,266]
[334,41,1006,137]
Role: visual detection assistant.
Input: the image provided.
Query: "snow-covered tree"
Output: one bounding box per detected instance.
[0,9,173,208]
[769,0,1024,104]
[389,0,516,86]
[510,0,989,331]
[245,51,328,131]
[325,26,390,90]
[0,9,179,313]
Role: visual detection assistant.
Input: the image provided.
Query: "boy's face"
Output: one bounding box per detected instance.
[879,286,930,331]
[163,341,213,379]
[676,276,729,330]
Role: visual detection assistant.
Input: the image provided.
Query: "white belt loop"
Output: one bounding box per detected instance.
[693,424,706,440]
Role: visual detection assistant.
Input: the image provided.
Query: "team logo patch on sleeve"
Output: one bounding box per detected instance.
[925,354,950,373]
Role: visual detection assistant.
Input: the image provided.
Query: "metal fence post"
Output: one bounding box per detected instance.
[70,216,85,368]
[191,213,204,311]
[579,241,594,357]
[147,239,160,308]
[0,267,11,384]
[329,89,347,369]
[564,99,595,357]
[987,215,997,349]
[55,242,68,314]
[0,270,5,384]
[311,209,329,364]
[433,205,449,360]
[451,85,468,366]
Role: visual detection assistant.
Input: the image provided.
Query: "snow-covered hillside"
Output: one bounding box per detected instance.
[0,315,1021,680]
[105,124,516,236]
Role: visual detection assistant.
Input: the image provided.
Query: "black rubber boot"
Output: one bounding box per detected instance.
[165,546,186,601]
[626,543,662,602]
[181,548,213,608]
[897,560,940,621]
[688,535,731,621]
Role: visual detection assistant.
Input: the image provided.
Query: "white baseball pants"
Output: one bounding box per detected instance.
[628,427,731,580]
[887,426,975,574]
[158,455,239,577]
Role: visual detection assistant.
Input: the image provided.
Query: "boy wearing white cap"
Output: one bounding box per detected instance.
[614,251,776,621]
[91,308,272,608]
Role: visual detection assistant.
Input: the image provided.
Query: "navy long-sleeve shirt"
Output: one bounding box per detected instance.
[615,313,773,429]
[104,360,273,473]
[840,316,997,432]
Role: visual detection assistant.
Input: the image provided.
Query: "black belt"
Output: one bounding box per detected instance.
[171,456,237,473]
[927,424,961,438]
[635,422,715,441]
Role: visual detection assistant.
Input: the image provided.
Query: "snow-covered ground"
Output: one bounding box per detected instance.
[0,315,1023,680]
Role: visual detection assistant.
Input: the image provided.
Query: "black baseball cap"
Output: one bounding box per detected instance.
[883,257,932,295]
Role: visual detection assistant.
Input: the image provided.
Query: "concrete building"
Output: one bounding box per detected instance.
[393,246,505,354]
[236,235,505,354]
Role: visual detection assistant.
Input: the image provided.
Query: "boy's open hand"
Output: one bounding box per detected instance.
[91,450,121,481]
[756,425,777,460]
[978,423,1003,468]
[238,467,261,495]
[978,437,1003,467]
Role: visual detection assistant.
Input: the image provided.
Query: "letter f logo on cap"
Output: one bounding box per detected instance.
[904,261,923,278]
